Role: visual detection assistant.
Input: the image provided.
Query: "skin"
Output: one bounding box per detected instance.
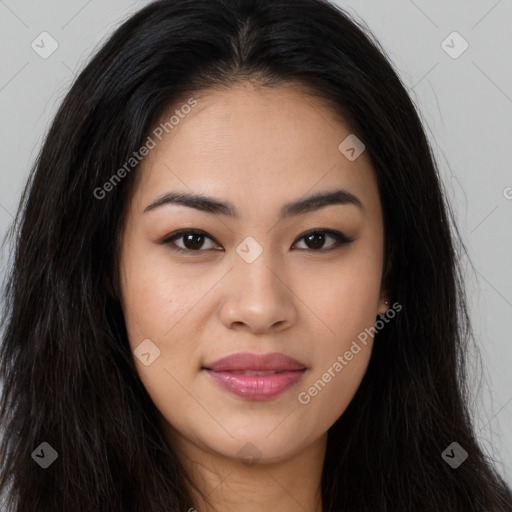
[118,81,389,512]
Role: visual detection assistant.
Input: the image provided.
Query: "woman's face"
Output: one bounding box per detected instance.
[118,82,388,465]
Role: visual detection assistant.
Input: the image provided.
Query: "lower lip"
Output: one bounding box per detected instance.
[203,369,306,400]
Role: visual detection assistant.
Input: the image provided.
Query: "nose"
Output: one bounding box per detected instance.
[218,250,298,334]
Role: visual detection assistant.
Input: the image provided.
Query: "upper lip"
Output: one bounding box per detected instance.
[203,352,307,372]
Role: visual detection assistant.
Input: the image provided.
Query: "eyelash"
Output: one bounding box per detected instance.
[161,229,355,255]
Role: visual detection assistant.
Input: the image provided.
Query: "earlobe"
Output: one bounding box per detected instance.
[377,298,389,316]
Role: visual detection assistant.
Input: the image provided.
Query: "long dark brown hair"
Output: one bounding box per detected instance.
[1,0,511,510]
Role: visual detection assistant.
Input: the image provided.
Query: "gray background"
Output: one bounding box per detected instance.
[1,0,511,483]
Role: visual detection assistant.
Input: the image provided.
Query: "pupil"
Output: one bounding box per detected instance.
[185,233,203,250]
[306,232,324,249]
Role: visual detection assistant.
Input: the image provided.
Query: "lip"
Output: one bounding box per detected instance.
[203,352,307,401]
[204,352,307,372]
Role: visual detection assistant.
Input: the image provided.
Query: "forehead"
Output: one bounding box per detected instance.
[130,82,380,222]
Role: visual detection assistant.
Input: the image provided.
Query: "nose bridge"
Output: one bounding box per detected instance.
[233,236,284,298]
[218,236,296,332]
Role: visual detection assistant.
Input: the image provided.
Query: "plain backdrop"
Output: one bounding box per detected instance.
[0,0,511,484]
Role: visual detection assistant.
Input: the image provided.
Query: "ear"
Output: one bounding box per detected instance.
[377,240,394,315]
[377,289,389,316]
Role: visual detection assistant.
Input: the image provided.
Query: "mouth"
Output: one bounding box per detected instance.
[223,370,287,375]
[202,352,307,400]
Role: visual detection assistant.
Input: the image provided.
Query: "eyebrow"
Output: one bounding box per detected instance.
[143,188,364,219]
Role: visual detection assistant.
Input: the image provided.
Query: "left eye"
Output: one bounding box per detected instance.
[162,229,354,254]
[293,230,354,251]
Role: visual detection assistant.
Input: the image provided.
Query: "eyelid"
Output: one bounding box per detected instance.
[293,229,355,250]
[160,229,220,253]
[161,228,355,254]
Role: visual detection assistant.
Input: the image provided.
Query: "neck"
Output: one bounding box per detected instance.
[175,433,327,512]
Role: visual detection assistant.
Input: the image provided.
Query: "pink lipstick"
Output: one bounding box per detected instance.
[203,352,307,400]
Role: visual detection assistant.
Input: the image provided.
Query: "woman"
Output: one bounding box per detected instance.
[1,0,511,510]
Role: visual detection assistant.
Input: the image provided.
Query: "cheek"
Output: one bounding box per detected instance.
[294,251,381,422]
[308,250,383,340]
[119,243,205,403]
[119,243,194,341]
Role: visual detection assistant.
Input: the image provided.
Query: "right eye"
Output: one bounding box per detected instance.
[161,229,221,254]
